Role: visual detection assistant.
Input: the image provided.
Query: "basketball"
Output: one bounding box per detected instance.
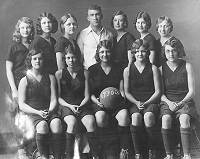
[99,87,123,109]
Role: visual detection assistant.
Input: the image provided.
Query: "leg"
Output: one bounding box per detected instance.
[50,118,63,159]
[115,109,131,159]
[161,114,174,158]
[179,114,191,158]
[130,113,143,157]
[64,115,77,159]
[95,110,108,128]
[35,120,49,159]
[82,115,100,158]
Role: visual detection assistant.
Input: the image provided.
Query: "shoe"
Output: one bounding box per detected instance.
[182,154,191,159]
[18,149,30,159]
[148,149,156,159]
[164,154,174,159]
[120,149,129,159]
[135,154,143,159]
[92,156,100,159]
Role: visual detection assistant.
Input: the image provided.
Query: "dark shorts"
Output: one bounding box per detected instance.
[129,102,160,116]
[91,99,128,117]
[160,99,198,119]
[58,104,93,119]
[29,113,60,127]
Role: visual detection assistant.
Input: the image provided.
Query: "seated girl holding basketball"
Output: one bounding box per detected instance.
[55,45,98,159]
[18,49,63,159]
[88,40,131,159]
[123,39,161,159]
[160,37,197,159]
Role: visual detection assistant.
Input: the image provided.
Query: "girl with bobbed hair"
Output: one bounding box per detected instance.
[160,37,197,159]
[31,12,58,74]
[89,40,131,159]
[124,39,161,159]
[111,10,136,69]
[155,16,186,66]
[18,48,63,159]
[6,17,35,159]
[55,13,81,70]
[134,11,158,66]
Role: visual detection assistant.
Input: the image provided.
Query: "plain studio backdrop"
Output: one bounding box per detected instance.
[0,0,200,133]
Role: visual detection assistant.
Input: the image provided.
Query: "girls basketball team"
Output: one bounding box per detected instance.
[6,4,198,159]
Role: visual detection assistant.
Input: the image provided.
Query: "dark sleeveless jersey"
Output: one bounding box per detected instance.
[162,60,188,101]
[25,74,51,110]
[129,62,155,102]
[89,63,123,97]
[60,68,85,105]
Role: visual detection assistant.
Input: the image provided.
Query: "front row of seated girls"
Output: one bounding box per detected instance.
[18,36,197,159]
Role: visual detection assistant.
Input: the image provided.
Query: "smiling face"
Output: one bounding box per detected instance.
[113,14,125,31]
[65,52,78,68]
[165,44,179,62]
[19,22,32,38]
[63,17,77,36]
[87,9,102,27]
[157,20,171,37]
[136,18,148,33]
[98,46,111,63]
[134,45,148,62]
[41,17,52,33]
[31,53,43,70]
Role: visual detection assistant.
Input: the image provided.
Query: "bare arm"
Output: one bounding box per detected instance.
[77,32,84,64]
[18,77,40,115]
[56,52,64,70]
[149,50,156,65]
[6,61,18,98]
[143,65,161,106]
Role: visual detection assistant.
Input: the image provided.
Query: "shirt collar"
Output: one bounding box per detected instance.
[86,25,104,35]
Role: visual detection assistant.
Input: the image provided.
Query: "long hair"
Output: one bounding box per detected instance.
[12,17,34,43]
[36,12,58,35]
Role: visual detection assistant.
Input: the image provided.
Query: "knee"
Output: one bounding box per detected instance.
[162,115,172,129]
[64,115,77,130]
[179,114,190,128]
[36,121,49,134]
[82,115,96,132]
[50,118,62,134]
[115,109,130,126]
[95,111,108,127]
[144,112,155,127]
[131,113,142,126]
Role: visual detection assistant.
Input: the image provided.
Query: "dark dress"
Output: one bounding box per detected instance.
[113,32,135,69]
[88,62,125,114]
[7,41,29,88]
[25,73,58,126]
[31,36,57,74]
[160,60,197,118]
[59,68,92,119]
[128,62,159,115]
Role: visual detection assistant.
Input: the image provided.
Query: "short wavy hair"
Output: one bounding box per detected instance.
[12,17,34,43]
[111,10,128,29]
[36,12,58,35]
[156,16,173,33]
[95,40,113,62]
[26,48,44,70]
[131,39,150,57]
[164,37,185,58]
[135,11,152,30]
[60,13,78,33]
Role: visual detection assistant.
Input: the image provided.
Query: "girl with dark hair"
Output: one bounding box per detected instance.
[18,49,63,159]
[135,11,157,66]
[55,13,81,70]
[6,16,35,159]
[55,45,98,159]
[160,37,196,159]
[124,39,161,159]
[111,10,135,69]
[89,40,131,159]
[31,12,58,74]
[155,16,186,66]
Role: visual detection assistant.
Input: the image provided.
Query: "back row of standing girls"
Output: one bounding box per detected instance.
[6,4,197,159]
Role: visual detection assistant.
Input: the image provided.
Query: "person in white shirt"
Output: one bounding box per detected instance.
[77,4,113,69]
